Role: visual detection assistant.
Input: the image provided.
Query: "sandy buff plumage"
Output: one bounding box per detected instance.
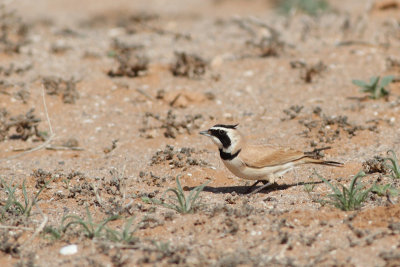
[200,124,342,194]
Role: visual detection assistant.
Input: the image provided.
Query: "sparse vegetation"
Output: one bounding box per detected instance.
[303,183,316,194]
[371,184,398,197]
[352,76,394,99]
[1,1,400,266]
[42,76,80,104]
[171,52,207,78]
[61,206,119,239]
[0,108,45,142]
[385,150,400,179]
[290,60,326,83]
[0,177,53,219]
[277,0,329,15]
[104,217,139,243]
[318,171,371,211]
[143,176,209,214]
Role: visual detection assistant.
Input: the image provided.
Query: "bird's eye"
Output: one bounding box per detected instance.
[218,129,224,134]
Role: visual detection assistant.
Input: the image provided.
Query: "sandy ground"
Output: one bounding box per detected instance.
[1,0,400,266]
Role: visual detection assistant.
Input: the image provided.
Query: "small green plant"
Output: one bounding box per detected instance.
[0,177,54,219]
[318,171,371,211]
[277,0,329,15]
[371,184,398,197]
[143,176,209,214]
[44,216,138,242]
[352,75,394,99]
[303,183,316,194]
[105,217,138,244]
[61,206,119,239]
[42,225,62,240]
[385,150,400,179]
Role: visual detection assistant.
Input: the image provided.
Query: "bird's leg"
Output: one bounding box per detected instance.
[246,180,263,193]
[248,181,273,195]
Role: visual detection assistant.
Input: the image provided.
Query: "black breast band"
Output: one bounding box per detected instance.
[219,149,241,160]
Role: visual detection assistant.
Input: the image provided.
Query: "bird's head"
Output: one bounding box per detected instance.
[199,124,241,152]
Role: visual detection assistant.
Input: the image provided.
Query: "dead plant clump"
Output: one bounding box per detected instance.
[0,62,33,77]
[0,4,30,54]
[42,76,80,104]
[290,60,327,83]
[0,108,45,142]
[247,34,285,57]
[107,39,149,78]
[150,144,209,169]
[0,80,30,103]
[171,52,207,78]
[298,107,377,146]
[139,109,203,139]
[362,156,390,175]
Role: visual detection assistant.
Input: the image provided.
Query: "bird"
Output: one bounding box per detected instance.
[199,124,343,194]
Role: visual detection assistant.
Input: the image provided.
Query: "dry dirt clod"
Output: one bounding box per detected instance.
[171,52,207,79]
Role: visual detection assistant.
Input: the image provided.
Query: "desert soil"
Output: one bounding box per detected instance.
[1,0,400,266]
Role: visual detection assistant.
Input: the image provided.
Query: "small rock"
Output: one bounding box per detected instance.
[60,244,78,255]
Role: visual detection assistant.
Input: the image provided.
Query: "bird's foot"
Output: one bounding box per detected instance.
[247,180,271,195]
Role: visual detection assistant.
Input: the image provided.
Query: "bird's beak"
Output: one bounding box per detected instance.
[199,130,210,137]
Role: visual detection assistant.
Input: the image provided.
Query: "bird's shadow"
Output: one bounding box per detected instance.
[187,180,323,195]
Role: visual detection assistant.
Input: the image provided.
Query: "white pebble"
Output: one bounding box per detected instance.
[59,244,78,255]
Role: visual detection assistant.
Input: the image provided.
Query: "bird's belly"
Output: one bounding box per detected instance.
[222,158,295,181]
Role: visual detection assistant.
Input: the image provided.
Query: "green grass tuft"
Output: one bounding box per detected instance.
[143,176,209,214]
[385,150,400,179]
[0,177,54,219]
[277,0,329,15]
[318,171,371,211]
[61,206,119,239]
[371,184,398,197]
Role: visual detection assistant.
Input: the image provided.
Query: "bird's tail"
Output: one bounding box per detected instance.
[303,147,344,167]
[303,157,343,167]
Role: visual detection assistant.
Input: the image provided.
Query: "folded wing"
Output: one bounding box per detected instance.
[240,145,306,168]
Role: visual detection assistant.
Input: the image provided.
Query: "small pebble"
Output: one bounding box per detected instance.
[60,244,78,255]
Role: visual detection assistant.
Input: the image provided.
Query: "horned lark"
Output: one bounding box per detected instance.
[199,124,343,194]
